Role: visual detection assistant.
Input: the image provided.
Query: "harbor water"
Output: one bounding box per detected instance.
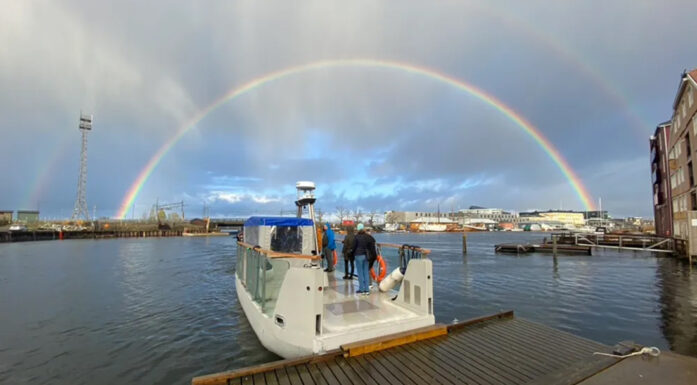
[1,232,696,384]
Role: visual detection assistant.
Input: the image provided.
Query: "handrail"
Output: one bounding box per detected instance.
[237,241,320,260]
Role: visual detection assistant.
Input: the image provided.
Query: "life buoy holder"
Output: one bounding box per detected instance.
[370,255,387,282]
[332,249,338,266]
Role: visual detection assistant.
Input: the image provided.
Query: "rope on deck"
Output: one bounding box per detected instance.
[593,346,661,359]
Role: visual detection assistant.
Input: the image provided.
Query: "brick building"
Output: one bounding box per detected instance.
[664,69,697,240]
[650,121,673,236]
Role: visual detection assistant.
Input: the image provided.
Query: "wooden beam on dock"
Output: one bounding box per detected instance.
[341,324,448,357]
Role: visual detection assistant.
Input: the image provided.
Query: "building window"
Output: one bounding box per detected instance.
[690,86,695,107]
[682,101,687,118]
[693,118,697,137]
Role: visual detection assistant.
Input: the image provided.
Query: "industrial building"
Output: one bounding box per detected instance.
[16,210,39,223]
[0,211,12,225]
[385,207,518,226]
[519,210,585,227]
[455,206,519,223]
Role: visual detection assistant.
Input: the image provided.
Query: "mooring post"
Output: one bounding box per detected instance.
[462,232,467,254]
[552,234,557,257]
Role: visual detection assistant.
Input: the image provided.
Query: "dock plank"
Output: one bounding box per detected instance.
[369,351,421,385]
[393,343,473,385]
[316,361,341,385]
[294,364,316,385]
[424,336,525,385]
[498,320,604,361]
[376,348,440,385]
[305,363,327,385]
[333,358,367,385]
[470,320,581,369]
[252,373,266,385]
[344,355,385,385]
[449,325,545,379]
[354,355,403,385]
[325,359,355,385]
[263,371,279,385]
[272,369,289,385]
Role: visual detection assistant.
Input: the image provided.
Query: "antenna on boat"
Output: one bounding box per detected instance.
[295,181,320,255]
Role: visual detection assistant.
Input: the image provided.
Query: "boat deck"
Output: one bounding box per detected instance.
[319,271,433,347]
[192,311,697,385]
[322,272,423,332]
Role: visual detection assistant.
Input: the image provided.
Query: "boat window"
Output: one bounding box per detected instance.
[269,226,303,253]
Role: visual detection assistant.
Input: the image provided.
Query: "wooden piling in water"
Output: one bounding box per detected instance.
[462,232,467,254]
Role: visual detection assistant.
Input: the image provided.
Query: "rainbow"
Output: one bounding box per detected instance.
[115,59,595,218]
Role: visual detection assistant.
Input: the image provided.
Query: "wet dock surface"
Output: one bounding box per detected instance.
[194,311,697,385]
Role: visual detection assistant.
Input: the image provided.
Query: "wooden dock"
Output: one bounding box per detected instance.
[0,229,211,243]
[191,311,697,385]
[495,243,592,255]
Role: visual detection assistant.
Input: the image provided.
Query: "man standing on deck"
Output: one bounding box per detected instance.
[322,223,336,272]
[351,223,377,295]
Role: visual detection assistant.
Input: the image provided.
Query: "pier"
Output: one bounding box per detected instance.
[495,243,592,255]
[191,311,697,385]
[0,229,205,243]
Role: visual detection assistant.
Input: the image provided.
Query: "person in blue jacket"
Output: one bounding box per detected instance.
[322,223,336,272]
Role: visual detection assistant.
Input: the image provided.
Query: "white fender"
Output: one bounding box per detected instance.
[379,267,404,292]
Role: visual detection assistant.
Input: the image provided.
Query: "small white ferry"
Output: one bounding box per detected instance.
[235,182,435,358]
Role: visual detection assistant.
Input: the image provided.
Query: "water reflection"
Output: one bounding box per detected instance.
[657,259,697,356]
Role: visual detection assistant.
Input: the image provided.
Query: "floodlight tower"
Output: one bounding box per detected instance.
[71,113,92,221]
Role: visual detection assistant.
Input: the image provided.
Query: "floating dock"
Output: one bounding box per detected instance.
[191,311,697,385]
[495,243,592,255]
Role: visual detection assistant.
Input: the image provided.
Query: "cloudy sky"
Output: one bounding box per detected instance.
[1,0,696,219]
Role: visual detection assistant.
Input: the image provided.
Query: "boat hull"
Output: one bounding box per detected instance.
[235,274,318,358]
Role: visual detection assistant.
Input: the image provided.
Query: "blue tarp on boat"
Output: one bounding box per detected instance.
[244,216,314,227]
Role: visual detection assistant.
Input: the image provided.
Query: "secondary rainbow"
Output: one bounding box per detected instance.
[115,59,595,218]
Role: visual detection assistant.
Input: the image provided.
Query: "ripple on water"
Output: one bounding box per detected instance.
[0,234,696,384]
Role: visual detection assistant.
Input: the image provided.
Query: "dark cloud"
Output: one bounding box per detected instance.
[2,1,697,219]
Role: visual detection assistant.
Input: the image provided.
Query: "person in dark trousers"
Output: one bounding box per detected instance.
[342,226,356,279]
[321,223,336,272]
[351,223,377,295]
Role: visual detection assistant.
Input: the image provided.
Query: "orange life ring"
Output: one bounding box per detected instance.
[370,255,387,282]
[332,249,338,266]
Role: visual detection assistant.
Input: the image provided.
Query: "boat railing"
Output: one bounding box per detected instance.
[334,239,431,275]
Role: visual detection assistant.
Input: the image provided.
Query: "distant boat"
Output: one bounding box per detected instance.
[462,225,487,232]
[523,224,542,231]
[419,223,448,232]
[384,223,399,232]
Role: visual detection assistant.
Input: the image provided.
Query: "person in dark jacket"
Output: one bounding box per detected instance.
[321,223,336,272]
[342,226,356,279]
[351,223,377,294]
